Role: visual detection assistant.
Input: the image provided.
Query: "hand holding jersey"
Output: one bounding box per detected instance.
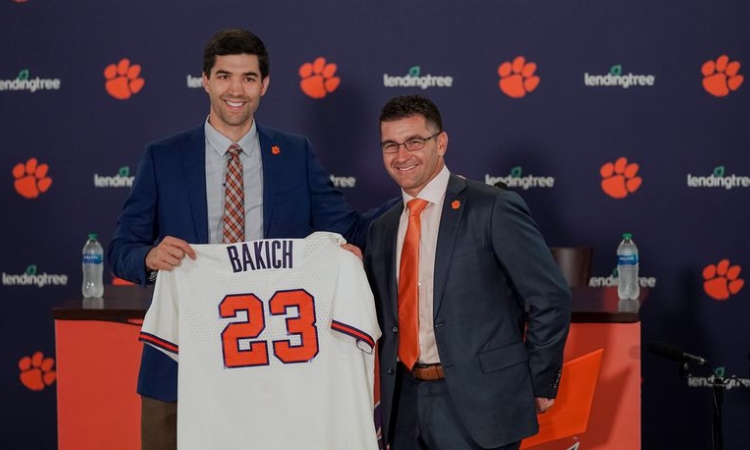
[144,236,196,272]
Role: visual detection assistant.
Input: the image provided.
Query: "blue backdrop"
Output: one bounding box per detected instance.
[2,0,749,448]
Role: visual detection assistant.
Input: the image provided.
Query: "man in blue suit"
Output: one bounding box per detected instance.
[109,29,385,449]
[364,95,571,449]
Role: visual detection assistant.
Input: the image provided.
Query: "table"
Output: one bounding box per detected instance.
[53,285,647,450]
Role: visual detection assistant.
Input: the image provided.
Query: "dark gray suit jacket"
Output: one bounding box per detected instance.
[364,174,571,448]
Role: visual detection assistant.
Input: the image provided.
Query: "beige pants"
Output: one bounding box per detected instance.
[141,396,177,450]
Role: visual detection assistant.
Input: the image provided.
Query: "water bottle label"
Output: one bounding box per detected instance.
[617,254,638,265]
[82,254,103,264]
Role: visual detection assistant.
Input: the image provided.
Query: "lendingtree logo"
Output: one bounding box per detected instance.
[584,64,655,88]
[187,74,203,89]
[687,367,750,390]
[2,264,68,288]
[687,366,750,390]
[687,166,750,190]
[588,267,657,288]
[329,174,357,188]
[484,167,555,190]
[95,166,134,188]
[383,66,453,90]
[0,69,61,93]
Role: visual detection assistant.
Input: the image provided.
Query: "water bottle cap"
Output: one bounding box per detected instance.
[88,233,98,240]
[622,232,632,240]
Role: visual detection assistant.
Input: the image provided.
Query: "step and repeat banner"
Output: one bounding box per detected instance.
[2,0,748,448]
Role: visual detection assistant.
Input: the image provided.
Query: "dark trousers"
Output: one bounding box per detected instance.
[141,396,177,450]
[390,366,520,450]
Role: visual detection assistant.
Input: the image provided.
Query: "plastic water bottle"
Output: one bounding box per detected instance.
[617,233,639,300]
[82,233,104,298]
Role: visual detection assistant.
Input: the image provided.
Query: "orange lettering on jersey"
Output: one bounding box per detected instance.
[270,289,319,363]
[220,294,270,368]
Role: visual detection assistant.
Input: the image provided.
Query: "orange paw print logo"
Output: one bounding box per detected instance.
[600,157,642,199]
[702,55,743,98]
[13,158,52,199]
[299,57,341,99]
[498,56,540,98]
[104,58,145,100]
[19,351,56,391]
[703,259,744,301]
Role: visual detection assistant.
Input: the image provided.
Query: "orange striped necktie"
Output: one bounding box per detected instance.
[222,144,244,243]
[398,198,429,370]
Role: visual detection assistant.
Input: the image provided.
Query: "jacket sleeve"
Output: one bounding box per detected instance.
[490,190,572,398]
[108,146,159,287]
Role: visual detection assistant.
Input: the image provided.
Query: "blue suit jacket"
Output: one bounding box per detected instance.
[364,175,571,448]
[109,123,382,401]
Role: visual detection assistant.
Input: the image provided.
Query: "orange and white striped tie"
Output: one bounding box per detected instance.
[398,198,428,370]
[222,144,244,243]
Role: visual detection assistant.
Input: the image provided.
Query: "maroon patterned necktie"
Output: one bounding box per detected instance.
[222,144,244,243]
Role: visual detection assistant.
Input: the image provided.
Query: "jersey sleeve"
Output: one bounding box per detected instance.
[330,249,382,353]
[138,269,180,361]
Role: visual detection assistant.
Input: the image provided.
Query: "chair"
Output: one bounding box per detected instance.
[549,246,593,287]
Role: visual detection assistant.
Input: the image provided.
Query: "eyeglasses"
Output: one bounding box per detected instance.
[381,132,440,154]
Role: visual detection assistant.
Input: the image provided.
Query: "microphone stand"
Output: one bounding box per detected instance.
[711,377,723,450]
[680,362,723,450]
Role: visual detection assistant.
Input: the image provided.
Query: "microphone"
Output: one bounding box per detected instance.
[648,340,708,366]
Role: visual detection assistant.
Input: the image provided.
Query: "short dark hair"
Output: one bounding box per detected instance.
[379,95,443,132]
[203,29,270,79]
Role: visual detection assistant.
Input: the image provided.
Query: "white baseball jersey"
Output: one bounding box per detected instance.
[139,232,381,450]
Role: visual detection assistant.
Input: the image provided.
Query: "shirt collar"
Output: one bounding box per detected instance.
[204,118,257,156]
[401,165,451,207]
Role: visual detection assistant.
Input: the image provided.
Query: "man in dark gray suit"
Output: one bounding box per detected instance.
[365,95,571,450]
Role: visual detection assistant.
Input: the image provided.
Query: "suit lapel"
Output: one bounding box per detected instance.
[183,125,209,244]
[258,125,281,238]
[433,175,466,317]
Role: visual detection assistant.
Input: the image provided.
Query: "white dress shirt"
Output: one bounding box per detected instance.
[396,165,451,364]
[204,119,264,243]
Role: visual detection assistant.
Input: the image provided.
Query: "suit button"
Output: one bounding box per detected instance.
[387,367,394,375]
[392,326,398,333]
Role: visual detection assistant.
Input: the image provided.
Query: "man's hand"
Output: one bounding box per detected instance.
[340,243,363,260]
[535,397,555,414]
[145,236,196,271]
